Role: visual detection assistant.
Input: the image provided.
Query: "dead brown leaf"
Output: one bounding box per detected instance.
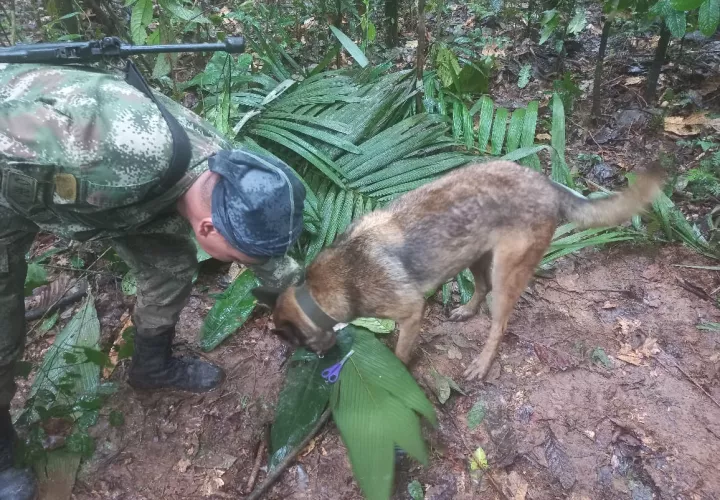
[482,44,506,57]
[447,346,463,360]
[664,112,720,136]
[616,317,642,336]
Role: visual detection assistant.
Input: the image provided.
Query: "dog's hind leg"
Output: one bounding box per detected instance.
[393,300,426,365]
[449,251,493,322]
[464,232,551,381]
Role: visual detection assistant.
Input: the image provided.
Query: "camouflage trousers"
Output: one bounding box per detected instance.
[0,204,304,407]
[0,205,200,407]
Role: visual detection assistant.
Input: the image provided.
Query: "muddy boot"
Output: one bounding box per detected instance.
[127,329,225,393]
[0,408,38,500]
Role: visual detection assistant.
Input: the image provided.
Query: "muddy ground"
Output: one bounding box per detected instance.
[19,244,719,500]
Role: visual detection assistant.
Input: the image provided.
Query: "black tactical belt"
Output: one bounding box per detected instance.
[123,60,192,199]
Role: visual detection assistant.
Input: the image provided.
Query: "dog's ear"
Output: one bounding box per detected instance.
[251,287,282,309]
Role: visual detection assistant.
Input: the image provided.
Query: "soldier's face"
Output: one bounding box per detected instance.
[194,219,262,265]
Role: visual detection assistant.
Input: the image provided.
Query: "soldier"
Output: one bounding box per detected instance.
[0,62,305,499]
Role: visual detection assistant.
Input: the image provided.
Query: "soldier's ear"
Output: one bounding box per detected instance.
[251,287,282,309]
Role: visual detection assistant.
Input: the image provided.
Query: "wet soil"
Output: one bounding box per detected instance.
[19,244,716,500]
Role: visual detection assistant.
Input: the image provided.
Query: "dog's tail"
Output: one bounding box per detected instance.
[553,164,666,229]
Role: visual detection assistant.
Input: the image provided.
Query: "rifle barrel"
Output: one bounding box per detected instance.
[0,36,246,64]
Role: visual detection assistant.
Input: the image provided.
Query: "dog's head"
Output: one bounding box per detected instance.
[252,286,337,355]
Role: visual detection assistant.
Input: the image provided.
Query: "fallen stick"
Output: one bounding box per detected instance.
[25,284,88,321]
[245,424,270,494]
[245,408,332,500]
[657,353,720,410]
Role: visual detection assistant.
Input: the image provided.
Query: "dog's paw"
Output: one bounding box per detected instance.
[448,304,478,322]
[464,357,492,381]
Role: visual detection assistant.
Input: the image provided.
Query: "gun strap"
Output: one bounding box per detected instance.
[123,60,192,198]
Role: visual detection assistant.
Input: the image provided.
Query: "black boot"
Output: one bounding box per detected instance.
[127,329,225,393]
[0,408,37,500]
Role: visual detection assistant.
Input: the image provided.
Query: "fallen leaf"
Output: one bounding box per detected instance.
[430,370,465,404]
[664,112,720,136]
[447,346,462,360]
[544,430,576,490]
[536,133,552,141]
[507,471,528,500]
[617,318,642,336]
[301,438,316,457]
[482,44,506,57]
[624,76,643,85]
[176,458,191,473]
[467,400,486,430]
[470,446,488,470]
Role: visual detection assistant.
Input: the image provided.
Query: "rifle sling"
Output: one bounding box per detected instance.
[123,60,192,199]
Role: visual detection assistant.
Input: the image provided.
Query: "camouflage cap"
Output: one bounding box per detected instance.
[208,148,305,259]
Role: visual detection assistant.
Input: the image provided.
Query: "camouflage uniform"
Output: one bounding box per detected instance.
[0,63,301,407]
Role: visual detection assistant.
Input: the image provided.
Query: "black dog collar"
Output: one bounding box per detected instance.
[294,283,338,331]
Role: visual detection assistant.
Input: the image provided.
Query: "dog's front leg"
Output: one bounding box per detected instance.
[394,304,425,365]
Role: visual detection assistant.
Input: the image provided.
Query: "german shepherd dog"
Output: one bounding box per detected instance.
[254,160,665,381]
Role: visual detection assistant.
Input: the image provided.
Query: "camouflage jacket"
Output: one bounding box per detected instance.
[0,62,230,241]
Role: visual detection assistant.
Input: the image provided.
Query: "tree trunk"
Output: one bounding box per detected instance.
[334,0,342,68]
[385,0,399,47]
[415,0,426,112]
[591,16,612,120]
[644,21,671,104]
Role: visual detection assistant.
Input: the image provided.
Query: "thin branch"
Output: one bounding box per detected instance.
[245,408,332,500]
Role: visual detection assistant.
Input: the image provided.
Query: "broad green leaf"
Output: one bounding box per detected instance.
[697,322,720,331]
[325,189,346,245]
[158,0,210,23]
[506,109,526,153]
[200,270,259,351]
[567,9,588,34]
[330,327,436,500]
[27,292,101,419]
[82,348,112,368]
[452,100,463,142]
[490,107,509,156]
[467,400,486,430]
[699,0,720,35]
[475,96,494,152]
[130,0,152,45]
[500,145,549,162]
[121,272,136,296]
[664,6,687,37]
[518,64,532,89]
[670,0,703,9]
[463,105,474,149]
[457,269,475,304]
[24,262,48,297]
[39,311,59,334]
[539,10,560,44]
[329,25,369,67]
[591,347,612,368]
[350,318,396,334]
[269,330,353,470]
[550,93,573,187]
[408,480,424,500]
